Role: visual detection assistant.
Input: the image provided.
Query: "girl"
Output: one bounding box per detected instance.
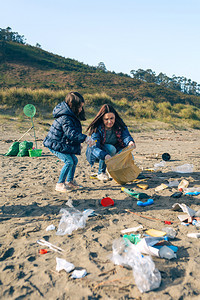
[86,104,136,181]
[44,91,90,192]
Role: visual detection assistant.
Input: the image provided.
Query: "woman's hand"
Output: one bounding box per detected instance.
[85,136,96,147]
[105,154,112,160]
[128,141,136,149]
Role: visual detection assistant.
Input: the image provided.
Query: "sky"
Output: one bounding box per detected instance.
[1,0,200,83]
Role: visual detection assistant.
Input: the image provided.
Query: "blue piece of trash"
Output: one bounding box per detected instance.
[137,198,154,207]
[185,191,200,196]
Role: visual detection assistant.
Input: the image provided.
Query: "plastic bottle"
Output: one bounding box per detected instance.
[172,164,194,173]
[184,187,200,193]
[162,227,177,239]
[159,245,177,259]
[178,179,189,192]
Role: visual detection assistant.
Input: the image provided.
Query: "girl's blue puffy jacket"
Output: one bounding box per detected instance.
[86,124,134,166]
[43,101,87,155]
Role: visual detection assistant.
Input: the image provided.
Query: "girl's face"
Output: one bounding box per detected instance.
[78,102,84,113]
[103,112,115,129]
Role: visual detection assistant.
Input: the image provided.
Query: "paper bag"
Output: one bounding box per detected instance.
[106,146,141,184]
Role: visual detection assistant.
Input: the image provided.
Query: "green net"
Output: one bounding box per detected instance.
[23,104,36,118]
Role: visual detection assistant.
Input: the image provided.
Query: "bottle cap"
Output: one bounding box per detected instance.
[39,249,48,254]
[101,197,114,207]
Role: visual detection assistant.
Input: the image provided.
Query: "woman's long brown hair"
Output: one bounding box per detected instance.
[86,104,126,135]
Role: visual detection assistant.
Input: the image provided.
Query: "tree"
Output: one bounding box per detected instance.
[97,62,107,72]
[0,27,26,44]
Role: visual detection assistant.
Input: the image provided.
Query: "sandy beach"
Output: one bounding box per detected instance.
[1,120,200,300]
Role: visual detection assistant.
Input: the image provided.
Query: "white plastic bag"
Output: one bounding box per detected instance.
[110,239,161,293]
[56,257,75,273]
[56,208,91,235]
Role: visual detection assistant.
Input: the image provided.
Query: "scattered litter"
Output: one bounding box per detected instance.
[137,199,154,207]
[37,239,64,253]
[145,229,166,237]
[110,239,161,293]
[121,225,143,234]
[184,187,200,193]
[181,222,189,226]
[137,184,149,190]
[71,269,87,279]
[121,187,149,199]
[167,180,180,188]
[172,203,196,217]
[101,197,114,207]
[162,153,171,161]
[159,245,177,260]
[56,257,75,273]
[162,227,177,239]
[46,224,56,231]
[39,249,48,254]
[154,160,166,171]
[172,163,194,173]
[123,234,141,245]
[171,192,183,198]
[178,179,189,191]
[56,208,91,235]
[83,209,96,216]
[155,183,168,192]
[187,233,200,239]
[185,191,200,196]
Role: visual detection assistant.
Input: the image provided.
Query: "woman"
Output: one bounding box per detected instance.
[86,104,136,181]
[43,91,91,192]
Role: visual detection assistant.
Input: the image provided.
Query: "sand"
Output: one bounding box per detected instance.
[0,121,200,300]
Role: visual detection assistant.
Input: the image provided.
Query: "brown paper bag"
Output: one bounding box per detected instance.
[106,146,141,184]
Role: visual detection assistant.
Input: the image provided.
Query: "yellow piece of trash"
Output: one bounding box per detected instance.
[89,175,98,180]
[155,183,168,192]
[137,183,149,190]
[144,168,155,172]
[145,229,166,237]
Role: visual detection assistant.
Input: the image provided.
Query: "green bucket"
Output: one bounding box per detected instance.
[28,149,42,157]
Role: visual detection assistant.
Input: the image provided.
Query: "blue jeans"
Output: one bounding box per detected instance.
[49,149,78,183]
[98,144,117,174]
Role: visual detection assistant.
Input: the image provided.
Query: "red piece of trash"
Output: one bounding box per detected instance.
[164,221,172,225]
[101,197,114,207]
[39,249,48,254]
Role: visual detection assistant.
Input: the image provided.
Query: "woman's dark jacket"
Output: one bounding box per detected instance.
[86,124,134,166]
[43,101,87,155]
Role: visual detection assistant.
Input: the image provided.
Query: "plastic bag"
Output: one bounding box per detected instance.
[56,257,75,273]
[106,146,141,184]
[5,142,20,156]
[110,239,161,293]
[17,141,33,157]
[171,163,194,173]
[56,208,91,235]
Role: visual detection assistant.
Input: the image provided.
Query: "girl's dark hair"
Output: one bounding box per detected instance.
[65,91,86,120]
[86,104,126,135]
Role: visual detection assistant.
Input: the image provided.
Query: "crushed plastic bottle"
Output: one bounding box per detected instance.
[159,245,177,259]
[162,227,177,239]
[172,164,194,173]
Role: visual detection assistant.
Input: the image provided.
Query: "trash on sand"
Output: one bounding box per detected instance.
[37,239,64,253]
[178,179,189,191]
[155,183,168,192]
[162,227,177,239]
[39,249,48,254]
[187,233,200,239]
[167,180,180,188]
[172,164,194,173]
[46,224,56,231]
[123,234,141,245]
[83,209,96,216]
[110,239,161,293]
[137,199,154,207]
[181,222,189,226]
[154,160,166,171]
[137,184,149,190]
[71,269,87,279]
[121,225,143,234]
[172,203,196,217]
[121,187,149,200]
[56,257,75,273]
[101,197,114,207]
[185,191,200,196]
[171,192,183,198]
[162,153,171,161]
[184,187,200,193]
[145,229,166,237]
[56,208,91,235]
[159,245,177,259]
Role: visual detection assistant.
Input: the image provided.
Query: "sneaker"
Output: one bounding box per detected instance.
[55,183,70,193]
[97,173,109,181]
[66,180,83,190]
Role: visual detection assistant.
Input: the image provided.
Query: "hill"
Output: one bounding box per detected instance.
[0,41,200,108]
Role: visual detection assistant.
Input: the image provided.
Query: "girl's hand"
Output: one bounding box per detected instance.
[85,136,96,147]
[105,154,112,160]
[128,141,136,149]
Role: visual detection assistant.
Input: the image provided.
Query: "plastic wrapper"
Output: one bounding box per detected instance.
[110,239,161,293]
[56,208,91,235]
[171,163,194,173]
[159,246,177,259]
[71,269,87,279]
[162,227,177,239]
[56,257,75,273]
